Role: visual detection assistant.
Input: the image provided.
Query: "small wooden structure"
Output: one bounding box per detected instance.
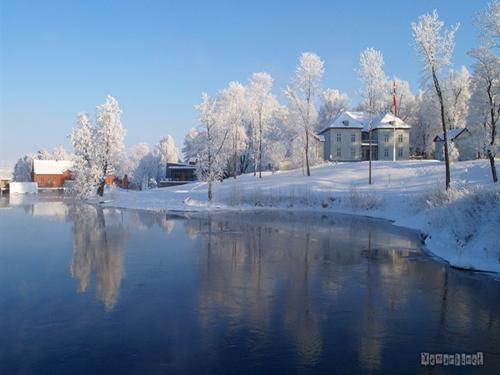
[159,162,197,187]
[165,162,196,182]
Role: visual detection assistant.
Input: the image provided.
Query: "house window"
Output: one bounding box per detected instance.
[351,133,356,142]
[337,148,342,157]
[398,148,403,158]
[337,133,342,143]
[351,148,356,158]
[398,134,404,143]
[384,148,389,157]
[384,134,389,143]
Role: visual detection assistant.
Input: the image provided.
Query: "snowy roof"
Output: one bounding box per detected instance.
[33,160,73,175]
[315,134,325,142]
[319,111,411,133]
[433,128,469,142]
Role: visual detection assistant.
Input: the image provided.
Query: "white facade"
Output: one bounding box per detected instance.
[319,111,411,162]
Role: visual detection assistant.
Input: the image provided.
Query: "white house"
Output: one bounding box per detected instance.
[319,111,411,162]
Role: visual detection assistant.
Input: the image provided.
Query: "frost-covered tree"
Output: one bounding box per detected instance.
[262,105,290,171]
[182,128,203,162]
[94,96,126,196]
[469,57,499,180]
[448,141,460,162]
[52,146,71,161]
[195,93,230,200]
[412,10,459,189]
[36,149,52,160]
[155,135,179,180]
[247,72,279,178]
[412,89,441,157]
[357,47,388,183]
[384,77,416,122]
[219,82,247,178]
[70,112,101,198]
[13,154,34,182]
[285,52,324,176]
[134,152,160,189]
[122,142,150,182]
[70,96,126,198]
[443,66,471,130]
[317,88,349,132]
[357,48,388,115]
[476,0,500,49]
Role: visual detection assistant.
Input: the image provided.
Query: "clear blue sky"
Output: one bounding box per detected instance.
[0,0,489,163]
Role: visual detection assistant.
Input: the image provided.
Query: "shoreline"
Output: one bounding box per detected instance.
[96,195,499,277]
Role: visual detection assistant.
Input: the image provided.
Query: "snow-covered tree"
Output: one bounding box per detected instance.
[70,112,101,198]
[70,96,126,198]
[443,141,460,162]
[476,0,500,49]
[94,96,126,196]
[384,78,416,122]
[13,155,34,182]
[155,135,179,180]
[247,72,279,177]
[412,10,459,189]
[357,47,388,183]
[262,105,290,171]
[317,88,349,132]
[122,142,150,182]
[36,149,52,160]
[219,81,247,178]
[285,52,324,176]
[52,146,71,161]
[357,48,388,115]
[468,52,499,181]
[443,66,471,130]
[133,152,160,189]
[412,89,440,157]
[195,93,230,200]
[182,128,203,162]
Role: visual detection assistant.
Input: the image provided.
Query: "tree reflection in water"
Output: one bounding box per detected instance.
[2,203,499,373]
[69,205,127,312]
[184,212,422,369]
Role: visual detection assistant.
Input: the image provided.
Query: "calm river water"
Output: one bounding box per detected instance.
[0,195,499,374]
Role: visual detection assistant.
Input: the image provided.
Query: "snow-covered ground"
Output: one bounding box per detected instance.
[100,160,500,274]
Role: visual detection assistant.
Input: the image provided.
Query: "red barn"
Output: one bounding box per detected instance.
[32,160,73,188]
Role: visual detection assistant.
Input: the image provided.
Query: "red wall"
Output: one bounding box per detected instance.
[33,170,72,188]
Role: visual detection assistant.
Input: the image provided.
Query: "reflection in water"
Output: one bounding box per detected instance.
[184,212,429,369]
[1,203,499,374]
[126,209,176,234]
[69,205,126,312]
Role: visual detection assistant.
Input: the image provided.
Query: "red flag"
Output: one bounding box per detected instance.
[393,80,397,115]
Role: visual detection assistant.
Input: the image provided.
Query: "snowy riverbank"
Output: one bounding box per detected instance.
[100,160,500,274]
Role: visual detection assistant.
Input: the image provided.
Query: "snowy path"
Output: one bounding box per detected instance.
[101,160,500,274]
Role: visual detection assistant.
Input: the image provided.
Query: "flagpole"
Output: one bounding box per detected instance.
[393,80,397,162]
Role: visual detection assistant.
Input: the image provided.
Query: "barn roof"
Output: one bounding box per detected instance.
[433,128,469,142]
[33,160,73,175]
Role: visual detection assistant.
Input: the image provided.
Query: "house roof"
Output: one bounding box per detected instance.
[319,111,411,133]
[33,160,73,175]
[433,127,469,142]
